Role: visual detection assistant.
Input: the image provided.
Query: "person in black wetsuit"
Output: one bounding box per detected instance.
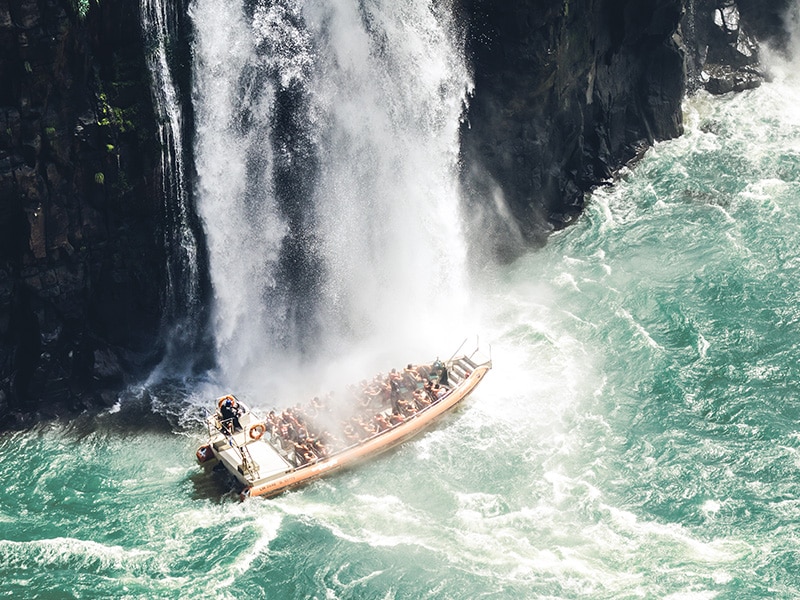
[219,398,243,432]
[432,359,448,386]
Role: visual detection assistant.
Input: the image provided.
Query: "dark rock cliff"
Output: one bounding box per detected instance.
[459,0,687,256]
[459,0,793,257]
[0,0,165,424]
[681,0,792,94]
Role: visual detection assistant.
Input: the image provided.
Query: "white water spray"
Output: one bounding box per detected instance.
[191,0,473,390]
[141,0,202,367]
[191,0,290,386]
[305,0,472,351]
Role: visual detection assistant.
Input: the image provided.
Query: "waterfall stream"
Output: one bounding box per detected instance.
[190,0,473,389]
[141,0,204,371]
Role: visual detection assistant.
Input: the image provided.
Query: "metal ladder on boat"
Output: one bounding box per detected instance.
[236,441,260,479]
[447,355,480,385]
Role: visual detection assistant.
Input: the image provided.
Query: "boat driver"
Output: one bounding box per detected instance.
[219,397,243,432]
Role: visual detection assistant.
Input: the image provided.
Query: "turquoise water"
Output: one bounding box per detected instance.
[4,80,800,598]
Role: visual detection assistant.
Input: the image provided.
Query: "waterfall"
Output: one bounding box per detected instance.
[141,0,204,372]
[786,0,800,63]
[190,0,473,389]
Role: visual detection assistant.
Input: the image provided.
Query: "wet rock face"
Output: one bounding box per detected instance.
[459,0,686,256]
[0,0,792,423]
[680,0,792,95]
[459,0,793,257]
[0,0,164,422]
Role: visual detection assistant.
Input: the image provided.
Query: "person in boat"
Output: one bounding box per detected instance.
[413,388,431,409]
[367,377,392,409]
[422,379,438,404]
[432,359,449,386]
[373,412,391,432]
[402,364,421,389]
[388,368,403,397]
[363,378,386,407]
[265,410,279,435]
[219,397,243,432]
[343,422,360,443]
[396,398,416,417]
[388,412,405,425]
[320,429,340,453]
[308,435,329,457]
[280,409,300,441]
[415,363,431,381]
[292,441,315,466]
[348,415,371,438]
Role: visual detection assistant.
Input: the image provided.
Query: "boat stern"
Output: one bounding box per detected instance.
[196,444,215,464]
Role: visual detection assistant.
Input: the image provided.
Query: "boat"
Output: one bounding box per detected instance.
[196,344,492,499]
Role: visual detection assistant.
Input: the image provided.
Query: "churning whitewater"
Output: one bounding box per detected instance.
[4,0,800,598]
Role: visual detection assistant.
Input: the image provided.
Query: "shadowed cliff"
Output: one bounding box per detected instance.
[458,0,793,259]
[0,0,165,423]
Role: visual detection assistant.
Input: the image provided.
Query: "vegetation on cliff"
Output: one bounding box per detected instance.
[0,0,163,424]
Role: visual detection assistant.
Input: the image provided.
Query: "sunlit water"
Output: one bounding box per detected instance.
[5,38,800,600]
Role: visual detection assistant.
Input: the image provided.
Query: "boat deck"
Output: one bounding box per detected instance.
[215,436,292,481]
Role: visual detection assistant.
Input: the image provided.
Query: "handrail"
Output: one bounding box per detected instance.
[446,338,468,363]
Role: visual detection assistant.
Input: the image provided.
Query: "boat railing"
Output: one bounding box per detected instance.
[203,407,267,477]
[204,409,221,438]
[276,355,492,472]
[237,443,260,478]
[215,417,236,435]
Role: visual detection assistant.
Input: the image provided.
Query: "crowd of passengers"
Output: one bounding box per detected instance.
[261,362,450,467]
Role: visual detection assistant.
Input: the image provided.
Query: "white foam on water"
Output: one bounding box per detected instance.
[0,537,155,572]
[701,499,721,515]
[617,308,664,350]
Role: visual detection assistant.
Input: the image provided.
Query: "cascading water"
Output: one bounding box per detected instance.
[140,0,204,372]
[190,0,473,390]
[304,1,471,345]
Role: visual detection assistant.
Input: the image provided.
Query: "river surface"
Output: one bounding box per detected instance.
[4,52,800,600]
